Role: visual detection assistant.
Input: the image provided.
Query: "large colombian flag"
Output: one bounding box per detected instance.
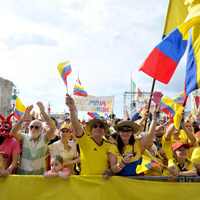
[139,3,200,84]
[14,97,26,120]
[73,83,88,97]
[57,61,72,87]
[184,22,200,103]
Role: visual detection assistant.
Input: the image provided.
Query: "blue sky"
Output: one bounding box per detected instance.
[0,0,190,119]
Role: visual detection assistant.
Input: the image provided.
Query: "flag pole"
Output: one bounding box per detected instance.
[144,78,156,130]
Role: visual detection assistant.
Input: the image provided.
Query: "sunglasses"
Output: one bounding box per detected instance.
[119,129,132,133]
[30,125,41,130]
[92,124,104,129]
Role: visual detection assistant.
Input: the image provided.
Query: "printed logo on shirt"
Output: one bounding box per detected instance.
[93,148,98,151]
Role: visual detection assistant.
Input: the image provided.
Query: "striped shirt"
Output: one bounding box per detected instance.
[17,133,48,175]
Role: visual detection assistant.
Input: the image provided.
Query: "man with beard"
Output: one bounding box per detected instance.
[11,102,56,175]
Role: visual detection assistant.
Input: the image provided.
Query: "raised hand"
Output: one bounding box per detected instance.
[150,91,163,105]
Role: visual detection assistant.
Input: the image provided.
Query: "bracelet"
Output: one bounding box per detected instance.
[121,159,126,165]
[152,117,157,120]
[117,162,124,169]
[69,107,76,111]
[8,168,12,174]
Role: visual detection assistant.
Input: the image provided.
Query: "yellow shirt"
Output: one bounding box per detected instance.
[191,146,200,164]
[162,136,187,160]
[108,139,143,176]
[76,132,111,175]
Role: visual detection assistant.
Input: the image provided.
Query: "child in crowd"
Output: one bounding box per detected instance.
[43,155,71,180]
[164,142,197,181]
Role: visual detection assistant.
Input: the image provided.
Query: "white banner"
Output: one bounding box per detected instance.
[74,95,115,114]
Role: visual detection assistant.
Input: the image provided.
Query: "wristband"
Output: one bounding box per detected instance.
[8,168,12,174]
[121,159,126,165]
[69,107,76,111]
[117,162,124,169]
[152,117,157,120]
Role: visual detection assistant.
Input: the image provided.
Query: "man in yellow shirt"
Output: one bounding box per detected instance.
[65,94,112,179]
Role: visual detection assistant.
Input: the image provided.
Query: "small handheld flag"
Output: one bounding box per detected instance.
[14,97,27,120]
[73,83,88,97]
[57,61,72,90]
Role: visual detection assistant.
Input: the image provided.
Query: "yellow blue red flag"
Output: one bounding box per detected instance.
[139,3,200,84]
[73,83,88,97]
[136,155,160,174]
[160,96,184,129]
[57,61,72,87]
[14,97,26,120]
[87,112,101,119]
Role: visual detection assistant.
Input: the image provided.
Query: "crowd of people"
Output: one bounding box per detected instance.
[1,94,200,182]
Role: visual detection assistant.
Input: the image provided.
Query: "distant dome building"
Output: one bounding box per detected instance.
[0,77,14,117]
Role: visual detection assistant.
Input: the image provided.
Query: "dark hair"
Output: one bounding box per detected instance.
[117,134,135,155]
[110,132,118,140]
[52,155,64,164]
[51,117,58,127]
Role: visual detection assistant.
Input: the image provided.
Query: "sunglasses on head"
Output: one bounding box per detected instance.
[30,125,41,130]
[92,124,104,129]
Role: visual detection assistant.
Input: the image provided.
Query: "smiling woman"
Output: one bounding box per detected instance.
[108,109,158,176]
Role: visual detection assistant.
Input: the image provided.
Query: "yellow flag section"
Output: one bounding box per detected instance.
[163,0,189,37]
[1,175,200,200]
[160,96,184,130]
[136,155,160,174]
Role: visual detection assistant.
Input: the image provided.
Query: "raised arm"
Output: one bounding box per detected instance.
[181,111,196,146]
[65,94,84,137]
[164,123,176,140]
[138,107,158,147]
[37,102,56,141]
[10,105,34,142]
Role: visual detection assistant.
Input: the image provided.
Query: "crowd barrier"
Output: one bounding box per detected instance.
[1,175,200,200]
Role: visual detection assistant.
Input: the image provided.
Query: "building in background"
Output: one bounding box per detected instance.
[0,77,14,117]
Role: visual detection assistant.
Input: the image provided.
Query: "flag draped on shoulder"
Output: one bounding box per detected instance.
[87,112,101,119]
[139,2,200,84]
[136,155,160,174]
[57,61,72,87]
[14,97,26,120]
[160,96,184,129]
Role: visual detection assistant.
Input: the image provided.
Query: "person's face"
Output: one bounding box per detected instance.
[50,159,63,173]
[29,121,43,140]
[90,123,105,137]
[119,127,133,142]
[60,129,71,140]
[110,136,117,144]
[64,120,70,125]
[185,122,193,132]
[174,147,188,159]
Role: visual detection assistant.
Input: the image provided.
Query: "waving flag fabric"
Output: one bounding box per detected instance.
[14,97,26,120]
[57,61,72,87]
[184,22,200,103]
[160,96,184,129]
[87,112,101,119]
[136,155,160,174]
[73,83,88,97]
[139,4,200,84]
[162,0,188,38]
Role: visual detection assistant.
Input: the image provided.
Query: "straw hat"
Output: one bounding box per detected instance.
[84,118,110,134]
[114,120,140,134]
